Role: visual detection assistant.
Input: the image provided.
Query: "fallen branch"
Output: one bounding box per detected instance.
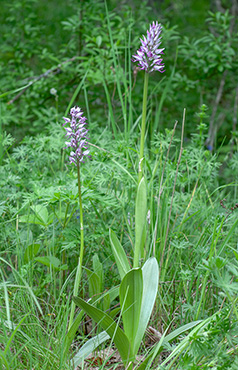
[7,56,78,105]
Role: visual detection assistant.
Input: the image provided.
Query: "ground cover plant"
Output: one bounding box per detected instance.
[1,0,238,369]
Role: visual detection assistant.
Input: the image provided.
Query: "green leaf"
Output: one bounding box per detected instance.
[164,320,202,343]
[134,258,159,355]
[109,229,130,280]
[23,243,40,263]
[120,268,143,356]
[93,254,104,289]
[89,285,119,307]
[35,256,67,271]
[71,331,110,368]
[31,204,52,225]
[85,267,101,297]
[134,177,147,267]
[19,214,46,226]
[0,351,9,370]
[109,307,121,318]
[104,285,119,303]
[103,291,111,312]
[4,314,29,355]
[64,310,85,359]
[73,296,132,366]
[233,250,238,261]
[96,36,102,47]
[19,205,53,226]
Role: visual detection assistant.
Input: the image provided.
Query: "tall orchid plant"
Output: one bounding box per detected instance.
[70,22,166,369]
[131,21,165,269]
[66,23,212,370]
[63,106,90,329]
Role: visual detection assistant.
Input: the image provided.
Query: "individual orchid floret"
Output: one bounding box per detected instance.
[132,21,165,73]
[63,106,90,166]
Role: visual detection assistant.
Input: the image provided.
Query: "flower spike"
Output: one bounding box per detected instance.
[132,21,165,73]
[63,106,90,166]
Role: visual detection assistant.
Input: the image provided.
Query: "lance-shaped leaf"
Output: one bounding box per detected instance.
[73,296,132,366]
[71,331,110,368]
[134,257,159,354]
[93,254,104,290]
[84,267,101,298]
[119,268,143,356]
[64,310,84,359]
[109,228,130,279]
[134,177,147,267]
[64,286,119,360]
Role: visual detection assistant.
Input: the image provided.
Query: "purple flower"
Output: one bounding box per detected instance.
[63,106,90,166]
[132,21,165,73]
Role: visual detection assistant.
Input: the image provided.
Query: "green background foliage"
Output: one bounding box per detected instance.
[0,0,238,369]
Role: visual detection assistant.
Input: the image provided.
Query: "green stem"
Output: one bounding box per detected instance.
[138,72,149,184]
[68,162,84,329]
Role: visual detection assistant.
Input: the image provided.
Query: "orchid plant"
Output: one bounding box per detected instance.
[63,106,90,329]
[64,22,212,370]
[68,22,164,369]
[70,22,166,368]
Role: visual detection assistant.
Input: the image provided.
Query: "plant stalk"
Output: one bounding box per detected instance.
[138,72,149,183]
[68,161,84,329]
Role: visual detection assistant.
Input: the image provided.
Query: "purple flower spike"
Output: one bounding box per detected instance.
[63,106,90,166]
[132,21,165,73]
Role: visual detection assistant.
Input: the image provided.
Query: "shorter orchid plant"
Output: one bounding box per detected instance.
[63,106,90,329]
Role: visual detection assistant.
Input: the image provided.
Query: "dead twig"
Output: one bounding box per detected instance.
[7,56,78,105]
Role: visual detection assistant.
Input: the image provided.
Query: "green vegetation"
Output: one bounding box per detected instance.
[1,0,238,369]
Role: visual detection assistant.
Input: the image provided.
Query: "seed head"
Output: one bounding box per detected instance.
[132,21,165,73]
[63,106,90,166]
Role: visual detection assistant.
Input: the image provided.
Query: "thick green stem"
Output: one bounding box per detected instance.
[68,162,84,329]
[134,73,149,268]
[138,72,149,184]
